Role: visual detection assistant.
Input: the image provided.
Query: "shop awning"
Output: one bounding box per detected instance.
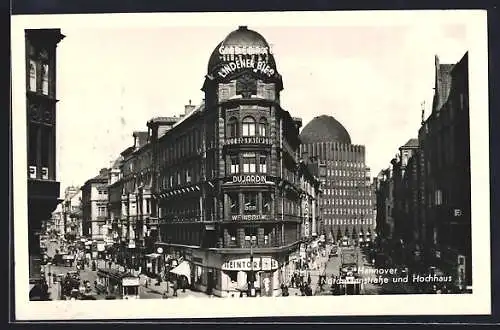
[169,261,191,285]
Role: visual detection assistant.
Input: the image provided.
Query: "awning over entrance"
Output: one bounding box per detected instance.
[169,261,191,284]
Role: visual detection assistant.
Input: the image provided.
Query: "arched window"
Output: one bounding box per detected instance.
[41,63,49,95]
[259,117,268,136]
[29,60,36,92]
[227,117,238,138]
[242,116,256,137]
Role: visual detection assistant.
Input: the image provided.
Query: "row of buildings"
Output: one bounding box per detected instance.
[26,26,377,299]
[374,52,471,290]
[77,26,377,297]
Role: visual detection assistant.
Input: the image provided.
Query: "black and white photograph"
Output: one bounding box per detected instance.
[11,10,491,319]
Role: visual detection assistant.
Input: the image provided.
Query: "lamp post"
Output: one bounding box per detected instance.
[246,234,257,297]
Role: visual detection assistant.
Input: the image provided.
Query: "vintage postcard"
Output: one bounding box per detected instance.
[11,10,491,320]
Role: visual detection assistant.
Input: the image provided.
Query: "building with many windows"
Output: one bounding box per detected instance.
[26,29,65,300]
[146,26,322,297]
[61,186,82,239]
[419,52,471,288]
[299,115,376,245]
[375,52,471,291]
[81,168,110,245]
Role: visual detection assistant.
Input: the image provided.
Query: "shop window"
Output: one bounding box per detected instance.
[244,193,257,214]
[230,156,239,174]
[227,117,238,138]
[29,60,37,92]
[229,193,239,214]
[243,153,256,173]
[259,118,267,136]
[41,63,49,95]
[242,116,256,137]
[259,155,267,173]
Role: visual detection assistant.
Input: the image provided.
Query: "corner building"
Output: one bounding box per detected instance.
[300,115,376,244]
[152,26,320,297]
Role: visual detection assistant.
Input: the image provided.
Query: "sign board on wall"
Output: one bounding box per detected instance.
[231,175,271,184]
[231,214,270,221]
[214,43,278,80]
[222,257,279,271]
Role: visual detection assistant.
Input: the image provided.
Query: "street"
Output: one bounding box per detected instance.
[43,240,210,300]
[295,245,418,296]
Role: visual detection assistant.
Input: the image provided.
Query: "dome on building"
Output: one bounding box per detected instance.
[300,115,352,144]
[207,26,277,74]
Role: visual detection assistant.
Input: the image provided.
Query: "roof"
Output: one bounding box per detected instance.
[300,115,352,144]
[401,138,419,149]
[158,101,205,143]
[207,26,277,75]
[84,168,109,185]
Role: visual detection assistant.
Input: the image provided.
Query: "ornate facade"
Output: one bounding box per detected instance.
[26,29,65,300]
[150,26,322,297]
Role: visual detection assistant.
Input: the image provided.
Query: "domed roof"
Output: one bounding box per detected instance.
[300,115,352,144]
[207,26,277,74]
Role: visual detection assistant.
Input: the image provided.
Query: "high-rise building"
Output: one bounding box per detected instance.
[299,115,376,244]
[26,29,65,300]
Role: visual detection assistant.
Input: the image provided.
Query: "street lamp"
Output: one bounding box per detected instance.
[245,234,257,297]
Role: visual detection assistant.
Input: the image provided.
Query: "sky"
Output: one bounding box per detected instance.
[52,15,469,196]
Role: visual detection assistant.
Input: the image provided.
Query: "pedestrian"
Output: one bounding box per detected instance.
[307,273,312,285]
[172,280,178,297]
[290,276,295,288]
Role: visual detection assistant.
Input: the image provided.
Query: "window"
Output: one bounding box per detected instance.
[259,155,267,173]
[28,123,38,169]
[41,63,49,95]
[259,118,267,136]
[435,189,443,206]
[243,153,256,173]
[227,117,238,137]
[41,127,51,179]
[230,156,239,174]
[98,206,107,217]
[244,193,258,214]
[186,169,192,183]
[263,192,272,213]
[229,193,239,214]
[29,60,37,92]
[242,116,256,137]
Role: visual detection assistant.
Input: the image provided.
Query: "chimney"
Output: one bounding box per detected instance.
[185,99,196,115]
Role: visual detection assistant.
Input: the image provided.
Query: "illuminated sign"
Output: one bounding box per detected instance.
[217,57,276,79]
[219,44,273,56]
[225,136,272,146]
[231,214,270,221]
[232,175,269,184]
[222,257,278,271]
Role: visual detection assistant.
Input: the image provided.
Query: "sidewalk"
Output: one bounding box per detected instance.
[138,274,211,299]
